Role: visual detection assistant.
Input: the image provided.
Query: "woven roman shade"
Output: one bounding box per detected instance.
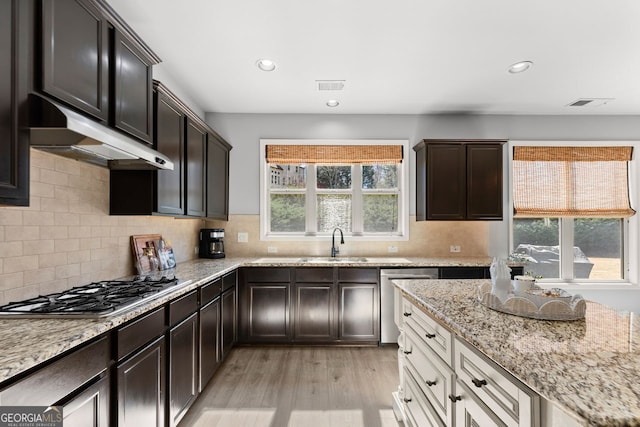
[266,145,403,164]
[513,146,635,218]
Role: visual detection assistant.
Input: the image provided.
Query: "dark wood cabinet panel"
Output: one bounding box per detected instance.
[427,144,466,220]
[62,374,110,427]
[112,29,154,144]
[186,119,207,217]
[155,88,185,215]
[466,144,503,219]
[221,287,237,357]
[241,283,290,342]
[41,0,109,121]
[0,0,30,206]
[199,297,221,392]
[206,133,231,220]
[117,336,166,427]
[293,283,335,341]
[169,313,198,427]
[339,283,379,342]
[414,140,504,221]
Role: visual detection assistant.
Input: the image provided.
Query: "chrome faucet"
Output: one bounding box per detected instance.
[331,227,344,257]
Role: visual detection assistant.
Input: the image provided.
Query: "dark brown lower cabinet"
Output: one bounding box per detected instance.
[199,296,221,391]
[62,374,110,427]
[169,313,199,427]
[221,287,237,358]
[244,283,290,341]
[293,283,335,341]
[339,283,379,342]
[117,336,166,427]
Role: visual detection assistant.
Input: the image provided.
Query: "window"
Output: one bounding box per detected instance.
[511,144,634,281]
[261,140,408,240]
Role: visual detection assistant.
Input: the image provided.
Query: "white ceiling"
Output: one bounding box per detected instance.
[108,0,640,115]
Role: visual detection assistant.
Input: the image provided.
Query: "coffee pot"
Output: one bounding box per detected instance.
[199,228,225,259]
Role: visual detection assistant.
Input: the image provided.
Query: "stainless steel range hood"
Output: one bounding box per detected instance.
[28,94,173,170]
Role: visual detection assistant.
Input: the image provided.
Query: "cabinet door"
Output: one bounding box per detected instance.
[242,283,290,342]
[221,288,237,358]
[454,382,506,427]
[117,336,166,427]
[186,119,207,217]
[339,283,379,342]
[113,29,153,144]
[466,144,503,220]
[41,0,109,121]
[0,0,30,206]
[155,90,185,215]
[293,283,336,342]
[427,144,466,220]
[62,374,110,427]
[169,313,198,427]
[414,143,427,221]
[199,298,221,391]
[206,134,230,220]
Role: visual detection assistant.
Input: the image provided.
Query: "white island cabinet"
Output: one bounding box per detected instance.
[391,279,610,427]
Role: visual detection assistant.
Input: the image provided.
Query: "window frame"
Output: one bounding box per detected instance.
[260,139,410,241]
[508,140,638,286]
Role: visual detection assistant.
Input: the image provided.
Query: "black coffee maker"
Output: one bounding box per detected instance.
[199,228,225,259]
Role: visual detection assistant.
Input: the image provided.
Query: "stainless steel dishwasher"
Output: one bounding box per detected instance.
[380,268,438,344]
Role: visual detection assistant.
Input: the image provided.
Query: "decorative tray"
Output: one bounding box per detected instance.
[477,282,586,321]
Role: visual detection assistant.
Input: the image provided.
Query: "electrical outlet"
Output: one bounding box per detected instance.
[194,246,199,255]
[388,246,398,253]
[267,246,278,253]
[237,232,249,243]
[450,245,461,253]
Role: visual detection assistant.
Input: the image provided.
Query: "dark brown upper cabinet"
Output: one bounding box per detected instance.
[206,133,231,220]
[39,0,159,144]
[414,139,505,221]
[0,0,31,206]
[186,119,207,217]
[41,0,109,122]
[112,28,154,144]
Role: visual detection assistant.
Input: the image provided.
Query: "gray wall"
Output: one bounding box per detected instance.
[206,112,640,215]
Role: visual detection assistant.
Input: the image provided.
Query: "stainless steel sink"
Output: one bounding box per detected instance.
[299,257,369,263]
[250,257,412,264]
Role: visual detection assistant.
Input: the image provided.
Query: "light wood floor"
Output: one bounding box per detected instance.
[178,346,401,427]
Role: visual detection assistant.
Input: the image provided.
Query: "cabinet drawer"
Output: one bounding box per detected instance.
[338,268,378,283]
[295,267,333,283]
[242,267,290,282]
[118,306,165,360]
[222,271,237,291]
[403,367,445,427]
[405,323,454,425]
[454,337,539,427]
[170,290,198,327]
[402,298,452,366]
[0,335,110,406]
[200,278,222,306]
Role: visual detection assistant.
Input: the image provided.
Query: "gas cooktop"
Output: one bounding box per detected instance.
[0,276,190,319]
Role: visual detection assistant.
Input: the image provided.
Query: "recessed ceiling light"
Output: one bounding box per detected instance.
[256,59,276,72]
[507,61,533,74]
[326,100,340,107]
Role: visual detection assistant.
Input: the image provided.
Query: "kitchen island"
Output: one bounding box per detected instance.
[393,278,640,426]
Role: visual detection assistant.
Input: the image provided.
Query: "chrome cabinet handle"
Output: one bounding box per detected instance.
[448,394,462,403]
[426,380,437,386]
[472,378,488,388]
[425,332,436,339]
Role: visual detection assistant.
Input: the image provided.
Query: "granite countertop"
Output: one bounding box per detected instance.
[0,256,508,387]
[243,255,505,267]
[394,278,640,427]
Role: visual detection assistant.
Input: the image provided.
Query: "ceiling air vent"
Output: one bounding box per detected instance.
[567,98,614,107]
[316,80,345,91]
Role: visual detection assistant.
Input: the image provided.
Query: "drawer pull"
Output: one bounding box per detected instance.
[403,312,412,317]
[471,378,487,388]
[425,332,436,339]
[426,380,437,386]
[448,394,462,403]
[403,350,412,355]
[403,397,412,403]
